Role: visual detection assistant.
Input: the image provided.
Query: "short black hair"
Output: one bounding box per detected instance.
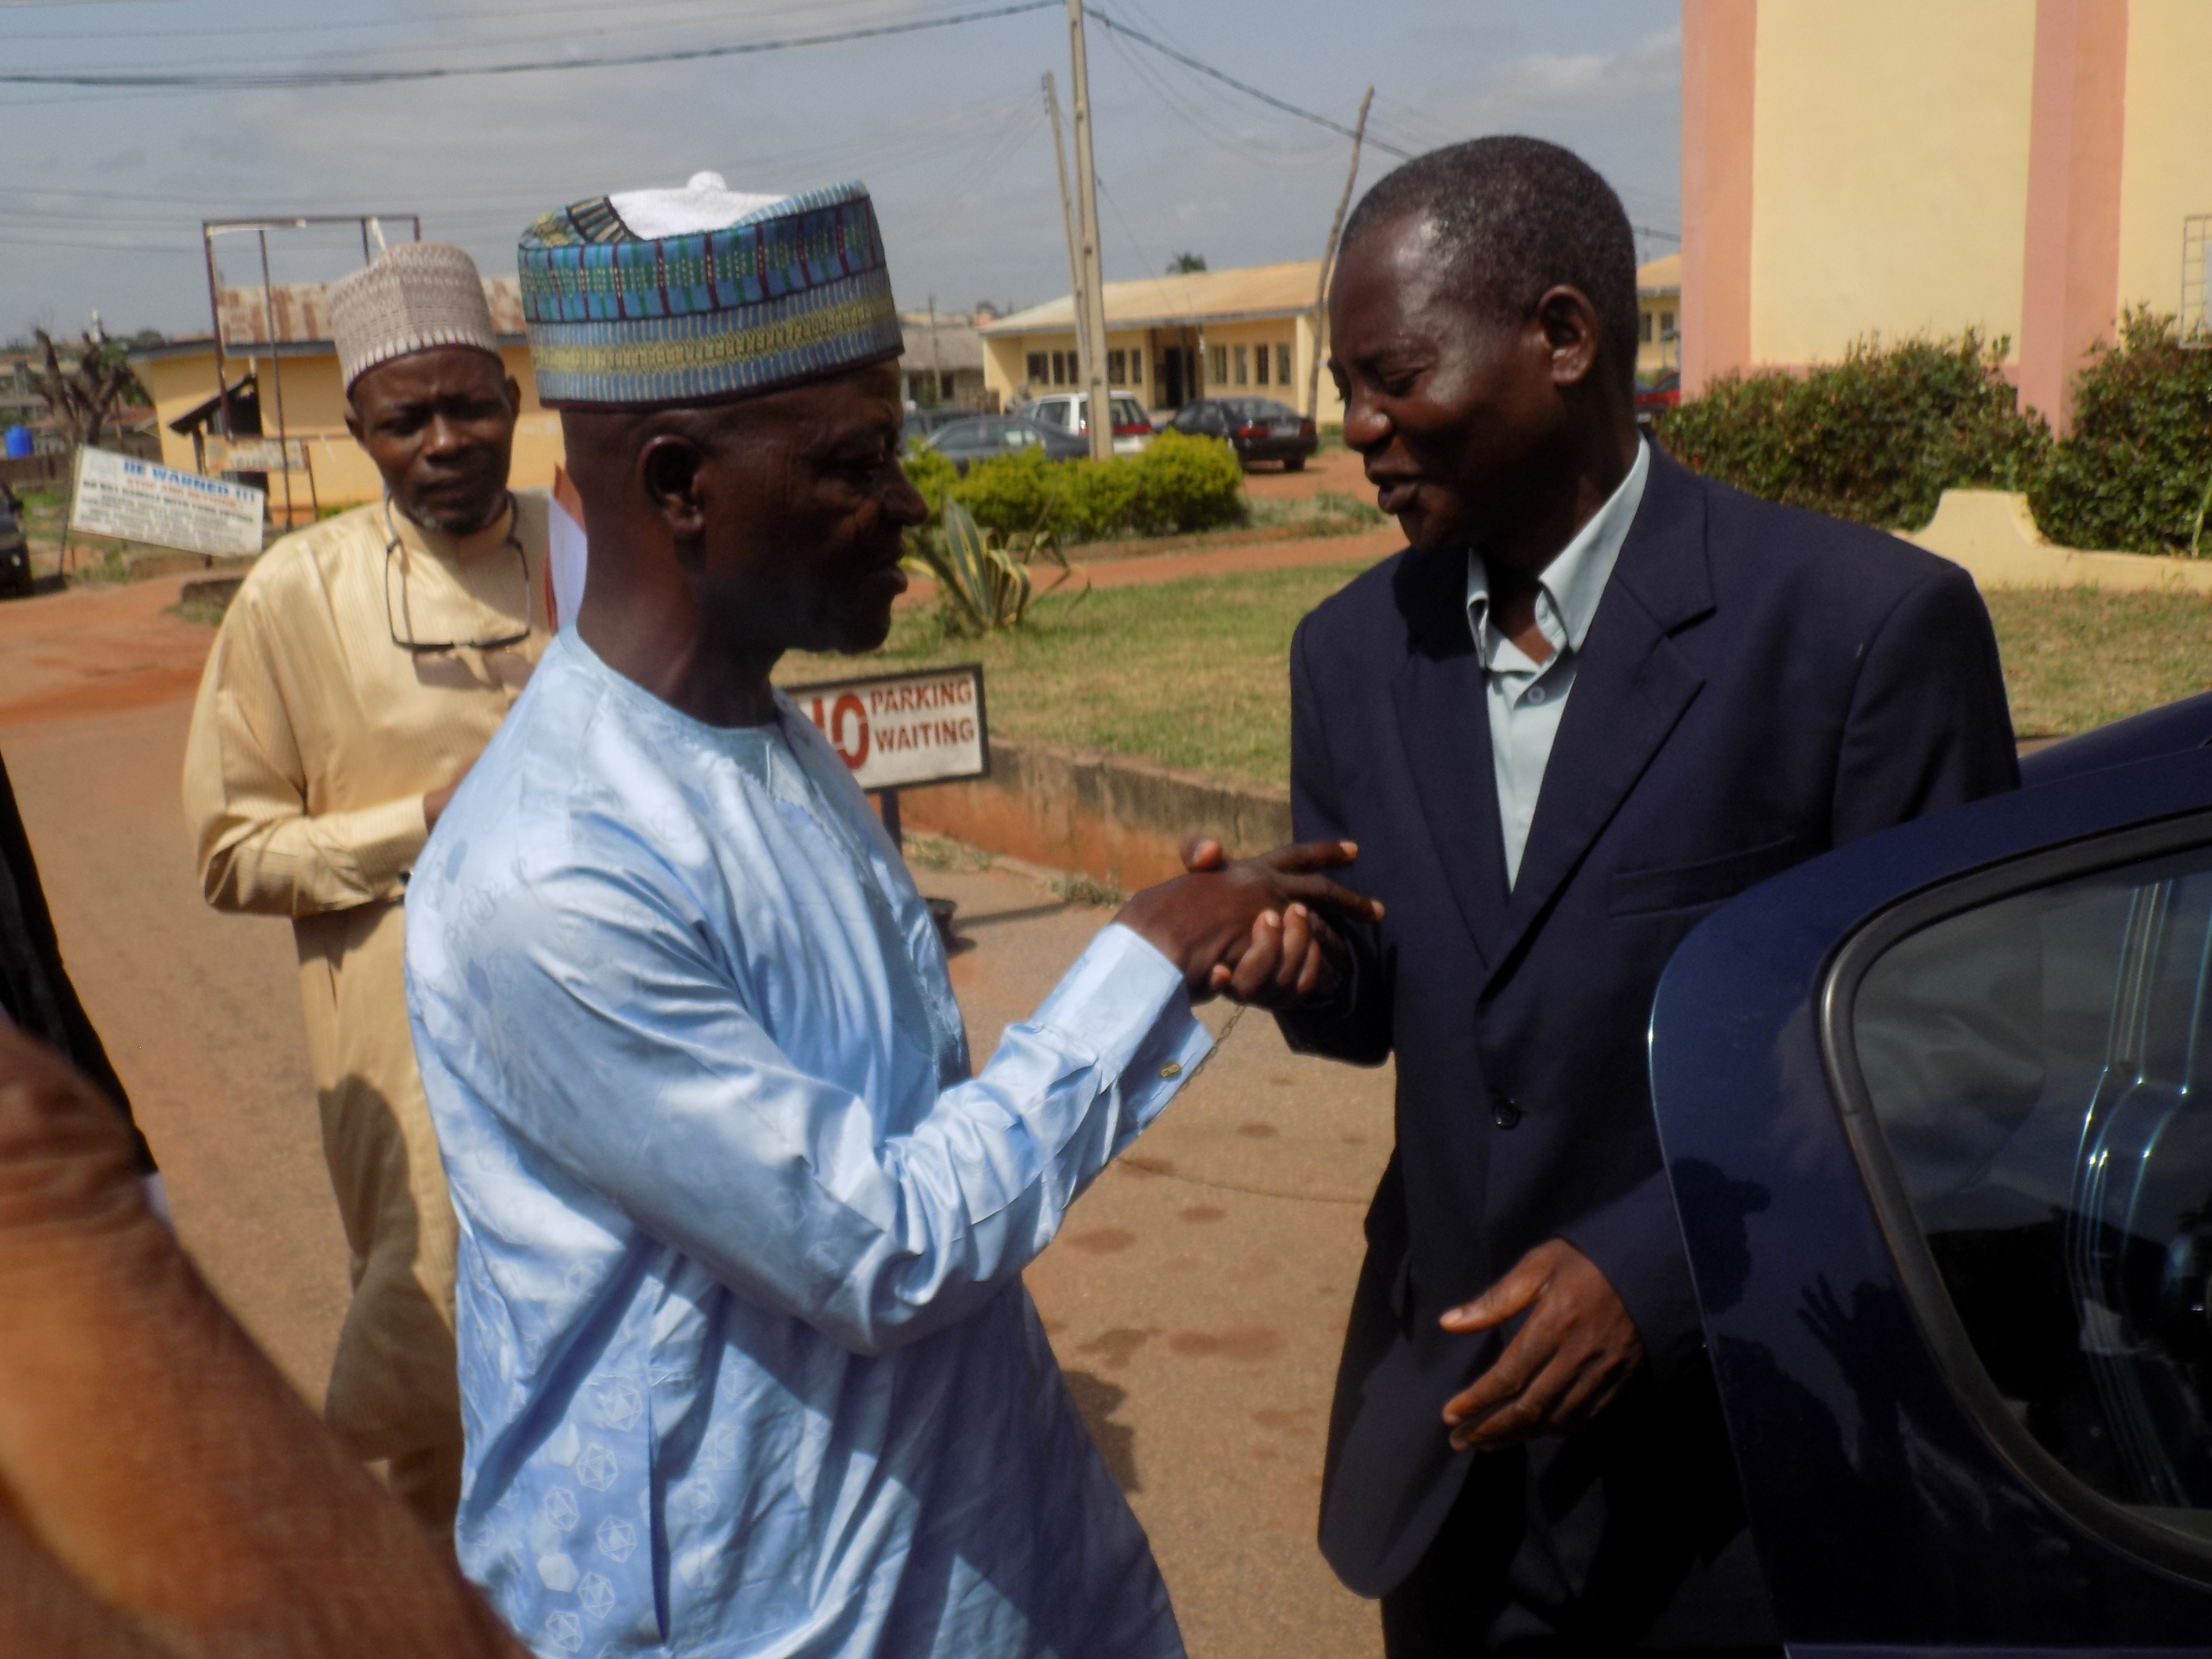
[1339,135,1639,392]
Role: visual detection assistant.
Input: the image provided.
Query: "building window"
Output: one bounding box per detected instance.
[1027,352,1048,385]
[1108,349,1126,384]
[1130,352,1143,385]
[1276,343,1291,386]
[939,372,955,401]
[1255,343,1270,386]
[1661,310,1676,337]
[1234,344,1249,386]
[1641,312,1654,344]
[1210,345,1228,386]
[1052,350,1072,386]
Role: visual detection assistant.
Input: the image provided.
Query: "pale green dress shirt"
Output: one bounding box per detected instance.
[1466,438,1652,886]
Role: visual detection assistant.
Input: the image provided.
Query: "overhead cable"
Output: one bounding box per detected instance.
[0,0,1057,88]
[1082,6,1415,161]
[1085,7,1683,243]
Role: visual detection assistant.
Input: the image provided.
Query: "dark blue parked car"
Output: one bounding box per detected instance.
[1653,692,2212,1653]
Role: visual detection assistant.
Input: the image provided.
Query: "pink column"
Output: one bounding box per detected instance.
[1680,0,1757,395]
[2019,0,2129,435]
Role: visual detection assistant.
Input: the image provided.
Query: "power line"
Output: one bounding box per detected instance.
[0,0,892,43]
[1085,8,1683,243]
[0,0,1057,88]
[1082,7,1413,160]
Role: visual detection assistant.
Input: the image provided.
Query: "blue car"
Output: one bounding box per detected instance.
[1653,693,2212,1652]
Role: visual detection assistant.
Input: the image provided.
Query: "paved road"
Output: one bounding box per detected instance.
[0,577,1389,1657]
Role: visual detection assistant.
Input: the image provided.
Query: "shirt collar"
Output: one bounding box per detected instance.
[1466,436,1651,661]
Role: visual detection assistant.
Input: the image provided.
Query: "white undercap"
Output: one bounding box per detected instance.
[609,171,790,239]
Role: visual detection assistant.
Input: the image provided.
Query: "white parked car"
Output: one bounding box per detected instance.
[1019,392,1155,454]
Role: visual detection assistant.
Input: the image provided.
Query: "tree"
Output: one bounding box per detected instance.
[27,325,145,451]
[1165,252,1207,274]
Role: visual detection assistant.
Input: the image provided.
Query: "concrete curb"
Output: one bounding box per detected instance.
[899,735,1291,890]
[1909,489,2212,593]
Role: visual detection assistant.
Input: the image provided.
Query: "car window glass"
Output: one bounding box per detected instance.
[1849,839,2212,1545]
[1036,403,1066,429]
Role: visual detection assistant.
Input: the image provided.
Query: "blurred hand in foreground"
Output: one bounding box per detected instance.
[0,1022,523,1658]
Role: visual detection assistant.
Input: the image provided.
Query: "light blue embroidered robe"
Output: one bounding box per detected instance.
[406,632,1209,1659]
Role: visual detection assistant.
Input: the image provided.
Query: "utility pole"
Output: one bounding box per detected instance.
[1307,85,1373,424]
[1065,0,1113,462]
[1042,71,1092,398]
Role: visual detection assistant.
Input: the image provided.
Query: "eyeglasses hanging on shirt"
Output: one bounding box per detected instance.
[383,492,532,653]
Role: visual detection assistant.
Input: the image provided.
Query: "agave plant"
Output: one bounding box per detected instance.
[903,497,1085,635]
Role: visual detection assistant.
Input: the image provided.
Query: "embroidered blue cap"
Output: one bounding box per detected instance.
[517,173,903,409]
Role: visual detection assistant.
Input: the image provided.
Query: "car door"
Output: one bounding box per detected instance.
[1651,733,2212,1653]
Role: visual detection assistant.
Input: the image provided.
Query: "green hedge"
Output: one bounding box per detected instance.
[1654,331,2049,530]
[900,429,1244,542]
[2027,310,2212,554]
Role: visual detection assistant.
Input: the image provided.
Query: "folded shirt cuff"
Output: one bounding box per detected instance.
[1033,921,1212,1127]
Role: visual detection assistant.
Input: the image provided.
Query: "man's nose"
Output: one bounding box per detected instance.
[1341,392,1390,454]
[422,415,468,458]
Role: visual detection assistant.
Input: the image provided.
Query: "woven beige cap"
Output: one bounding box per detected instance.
[330,241,500,391]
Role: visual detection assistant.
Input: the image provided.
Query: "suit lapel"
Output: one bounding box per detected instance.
[1388,549,1509,967]
[1489,454,1716,981]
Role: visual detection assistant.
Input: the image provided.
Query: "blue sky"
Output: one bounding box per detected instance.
[1,0,1681,340]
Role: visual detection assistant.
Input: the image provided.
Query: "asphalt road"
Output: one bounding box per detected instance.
[0,574,1390,1657]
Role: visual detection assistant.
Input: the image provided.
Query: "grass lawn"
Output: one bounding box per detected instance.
[778,562,1367,785]
[1987,587,2212,739]
[779,569,2212,788]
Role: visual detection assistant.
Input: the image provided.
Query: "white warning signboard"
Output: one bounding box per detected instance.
[788,663,989,791]
[71,447,264,558]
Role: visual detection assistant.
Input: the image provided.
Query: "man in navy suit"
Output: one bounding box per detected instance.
[1198,137,2018,1653]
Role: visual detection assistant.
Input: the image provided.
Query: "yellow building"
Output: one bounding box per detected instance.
[1682,0,2212,430]
[1637,253,1682,381]
[978,261,1343,423]
[131,275,562,519]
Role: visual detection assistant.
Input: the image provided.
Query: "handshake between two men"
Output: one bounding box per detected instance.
[1132,836,1646,1458]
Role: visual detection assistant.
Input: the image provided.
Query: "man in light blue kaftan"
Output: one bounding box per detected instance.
[407,631,1206,1658]
[406,173,1372,1659]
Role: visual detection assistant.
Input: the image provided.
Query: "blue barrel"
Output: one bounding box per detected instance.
[2,427,30,460]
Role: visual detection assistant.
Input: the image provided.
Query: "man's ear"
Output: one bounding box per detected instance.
[1534,285,1603,390]
[343,393,365,447]
[637,432,708,538]
[502,377,523,416]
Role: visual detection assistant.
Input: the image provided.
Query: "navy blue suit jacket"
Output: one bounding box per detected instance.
[1281,451,2018,1620]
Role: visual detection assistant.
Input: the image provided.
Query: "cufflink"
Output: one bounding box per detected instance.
[1158,1061,1183,1080]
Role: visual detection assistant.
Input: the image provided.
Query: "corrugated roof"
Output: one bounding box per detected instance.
[897,313,984,371]
[214,276,526,347]
[1637,252,1681,294]
[979,259,1324,334]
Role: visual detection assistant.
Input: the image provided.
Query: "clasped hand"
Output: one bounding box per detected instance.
[1112,837,1381,1000]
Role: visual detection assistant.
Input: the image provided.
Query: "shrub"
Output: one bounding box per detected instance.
[2028,309,2212,555]
[953,446,1062,537]
[902,496,1078,636]
[944,429,1245,542]
[1123,429,1244,536]
[1654,330,2050,530]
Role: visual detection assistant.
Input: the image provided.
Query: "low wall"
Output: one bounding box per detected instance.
[899,735,1291,890]
[1909,490,2212,594]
